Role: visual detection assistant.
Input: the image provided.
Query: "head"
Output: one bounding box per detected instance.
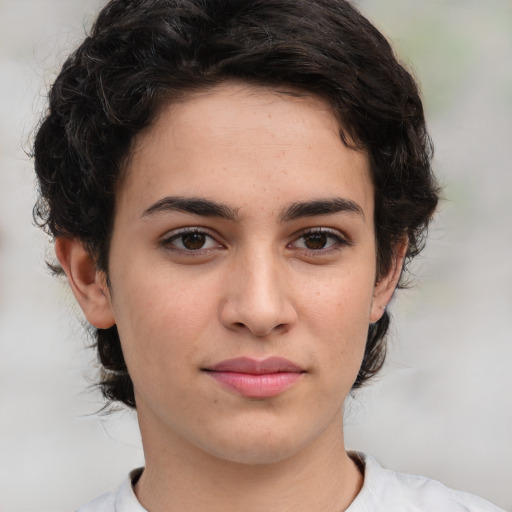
[34,0,438,410]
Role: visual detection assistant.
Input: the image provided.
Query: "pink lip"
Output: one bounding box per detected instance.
[204,357,305,398]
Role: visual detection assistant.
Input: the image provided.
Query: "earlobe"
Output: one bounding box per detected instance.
[55,237,116,329]
[369,240,407,323]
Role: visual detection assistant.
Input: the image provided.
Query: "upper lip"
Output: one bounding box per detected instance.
[206,357,304,374]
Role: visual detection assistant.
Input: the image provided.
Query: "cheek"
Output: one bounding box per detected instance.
[297,267,374,372]
[300,266,375,328]
[110,266,216,374]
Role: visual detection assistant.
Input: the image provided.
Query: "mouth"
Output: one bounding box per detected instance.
[202,357,306,398]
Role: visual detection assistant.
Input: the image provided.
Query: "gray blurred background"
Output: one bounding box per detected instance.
[0,0,511,510]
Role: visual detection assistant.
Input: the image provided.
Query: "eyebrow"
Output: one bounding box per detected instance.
[142,196,240,221]
[141,195,364,223]
[278,198,365,222]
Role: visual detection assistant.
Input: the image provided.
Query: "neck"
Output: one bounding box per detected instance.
[135,414,363,512]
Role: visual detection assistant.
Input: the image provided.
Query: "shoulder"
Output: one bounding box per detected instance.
[75,468,146,512]
[347,452,505,512]
[75,489,116,512]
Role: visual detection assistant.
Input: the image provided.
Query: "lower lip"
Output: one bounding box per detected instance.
[206,371,303,398]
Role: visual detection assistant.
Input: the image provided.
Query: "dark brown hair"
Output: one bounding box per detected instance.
[33,0,439,408]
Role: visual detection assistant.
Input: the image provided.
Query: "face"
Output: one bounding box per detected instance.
[90,83,395,464]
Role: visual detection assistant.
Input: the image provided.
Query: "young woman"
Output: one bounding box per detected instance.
[32,0,504,510]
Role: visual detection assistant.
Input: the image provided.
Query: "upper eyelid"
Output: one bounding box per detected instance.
[291,226,350,241]
[161,226,218,240]
[159,227,224,249]
[296,226,343,234]
[159,226,350,247]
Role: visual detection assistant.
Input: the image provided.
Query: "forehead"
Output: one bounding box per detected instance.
[119,82,373,221]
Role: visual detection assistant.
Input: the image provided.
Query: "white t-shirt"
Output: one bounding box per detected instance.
[76,453,505,511]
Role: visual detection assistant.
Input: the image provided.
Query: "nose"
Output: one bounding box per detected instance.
[219,250,298,338]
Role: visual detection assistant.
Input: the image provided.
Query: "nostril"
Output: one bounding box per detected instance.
[219,294,298,337]
[230,321,288,337]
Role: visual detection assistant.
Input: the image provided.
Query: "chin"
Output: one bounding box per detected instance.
[195,422,322,466]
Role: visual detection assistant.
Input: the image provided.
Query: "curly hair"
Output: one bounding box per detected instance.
[33,0,439,408]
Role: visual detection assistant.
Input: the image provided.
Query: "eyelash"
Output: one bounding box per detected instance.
[288,228,349,255]
[160,227,222,254]
[159,227,349,256]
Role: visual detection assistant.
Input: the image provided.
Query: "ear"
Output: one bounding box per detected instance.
[55,237,116,329]
[369,239,408,324]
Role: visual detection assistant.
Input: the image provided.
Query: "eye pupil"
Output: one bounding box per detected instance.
[304,233,328,249]
[182,232,206,250]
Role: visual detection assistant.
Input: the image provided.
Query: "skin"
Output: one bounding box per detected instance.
[57,82,404,512]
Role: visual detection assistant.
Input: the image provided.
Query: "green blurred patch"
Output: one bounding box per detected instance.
[361,0,512,114]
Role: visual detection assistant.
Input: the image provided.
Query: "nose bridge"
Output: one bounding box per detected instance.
[221,242,296,336]
[245,247,281,305]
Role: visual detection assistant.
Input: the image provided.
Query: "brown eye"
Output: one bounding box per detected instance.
[290,229,347,253]
[303,232,329,250]
[162,229,220,252]
[181,232,207,250]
